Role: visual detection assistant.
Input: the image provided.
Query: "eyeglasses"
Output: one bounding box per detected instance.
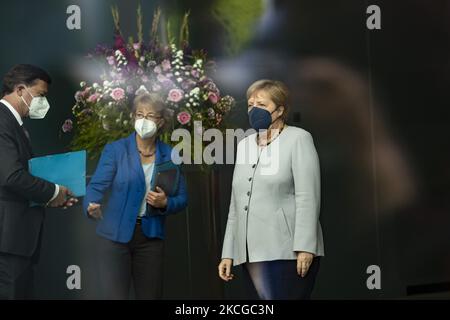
[135,113,163,121]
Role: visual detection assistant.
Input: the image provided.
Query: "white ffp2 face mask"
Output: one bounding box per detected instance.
[134,118,157,139]
[21,87,50,119]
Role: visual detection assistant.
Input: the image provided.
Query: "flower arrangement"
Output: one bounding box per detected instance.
[67,5,235,160]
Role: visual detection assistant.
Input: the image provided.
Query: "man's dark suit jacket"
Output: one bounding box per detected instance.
[0,102,55,257]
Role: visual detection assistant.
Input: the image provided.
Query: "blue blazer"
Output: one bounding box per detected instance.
[83,133,188,243]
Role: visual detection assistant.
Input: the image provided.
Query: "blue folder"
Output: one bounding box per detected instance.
[28,150,87,199]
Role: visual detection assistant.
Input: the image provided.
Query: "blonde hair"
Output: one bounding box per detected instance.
[132,93,171,134]
[246,79,290,121]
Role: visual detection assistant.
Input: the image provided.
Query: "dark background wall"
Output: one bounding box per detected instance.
[0,0,449,299]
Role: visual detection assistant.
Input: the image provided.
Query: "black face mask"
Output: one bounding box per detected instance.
[248,106,280,131]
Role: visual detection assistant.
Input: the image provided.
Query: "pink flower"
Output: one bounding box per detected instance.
[133,42,141,50]
[168,89,184,103]
[177,111,191,125]
[161,59,171,71]
[141,75,149,83]
[62,119,73,133]
[110,87,125,101]
[208,92,219,104]
[191,69,200,78]
[106,56,115,65]
[87,93,100,103]
[154,66,162,74]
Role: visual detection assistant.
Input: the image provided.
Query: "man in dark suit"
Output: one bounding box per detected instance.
[0,64,78,299]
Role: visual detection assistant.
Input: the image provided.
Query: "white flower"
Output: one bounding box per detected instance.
[190,87,200,96]
[92,83,99,89]
[186,103,191,107]
[177,77,183,83]
[80,81,86,87]
[123,120,128,125]
[103,81,110,87]
[115,50,122,56]
[185,72,190,76]
[174,72,180,76]
[189,98,193,102]
[135,85,149,96]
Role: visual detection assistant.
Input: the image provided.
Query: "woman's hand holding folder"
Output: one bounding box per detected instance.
[146,186,168,209]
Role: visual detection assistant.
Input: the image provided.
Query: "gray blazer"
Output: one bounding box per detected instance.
[221,126,324,266]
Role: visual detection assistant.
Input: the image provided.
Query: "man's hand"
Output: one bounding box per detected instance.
[48,186,78,209]
[87,202,102,220]
[146,186,168,209]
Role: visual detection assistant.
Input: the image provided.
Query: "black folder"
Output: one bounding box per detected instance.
[146,161,180,216]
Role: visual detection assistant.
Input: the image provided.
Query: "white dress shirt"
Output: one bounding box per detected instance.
[0,99,59,203]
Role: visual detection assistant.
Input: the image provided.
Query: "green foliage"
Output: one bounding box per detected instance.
[212,0,265,55]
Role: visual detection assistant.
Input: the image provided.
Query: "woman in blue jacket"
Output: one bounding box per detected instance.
[83,93,188,299]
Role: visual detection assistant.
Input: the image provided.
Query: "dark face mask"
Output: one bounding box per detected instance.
[248,106,280,131]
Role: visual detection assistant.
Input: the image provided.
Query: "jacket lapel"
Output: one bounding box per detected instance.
[127,133,145,187]
[151,139,172,188]
[155,139,168,165]
[0,103,32,157]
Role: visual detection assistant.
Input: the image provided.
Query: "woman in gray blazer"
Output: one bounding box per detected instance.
[218,79,324,300]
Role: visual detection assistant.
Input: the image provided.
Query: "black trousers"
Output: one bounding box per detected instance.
[0,228,42,300]
[97,224,164,300]
[242,257,321,300]
[0,253,35,300]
